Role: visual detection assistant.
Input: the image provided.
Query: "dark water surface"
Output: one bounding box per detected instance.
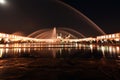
[0,43,120,80]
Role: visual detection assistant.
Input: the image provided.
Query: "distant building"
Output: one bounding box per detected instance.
[97,32,120,41]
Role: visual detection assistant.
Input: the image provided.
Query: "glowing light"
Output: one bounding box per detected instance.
[0,49,3,58]
[112,34,115,38]
[115,38,119,41]
[109,35,112,38]
[51,27,57,39]
[109,46,112,54]
[0,0,6,4]
[101,46,105,56]
[116,46,120,53]
[90,44,93,52]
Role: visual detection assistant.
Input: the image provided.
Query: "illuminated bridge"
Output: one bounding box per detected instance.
[96,32,120,44]
[0,31,119,45]
[0,33,40,43]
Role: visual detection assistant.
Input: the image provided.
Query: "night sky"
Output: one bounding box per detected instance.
[63,0,120,34]
[0,0,119,37]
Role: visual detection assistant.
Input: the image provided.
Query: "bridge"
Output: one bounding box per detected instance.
[0,33,40,43]
[0,32,119,45]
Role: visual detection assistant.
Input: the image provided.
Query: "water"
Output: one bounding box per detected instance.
[28,27,86,39]
[0,43,120,80]
[0,43,119,59]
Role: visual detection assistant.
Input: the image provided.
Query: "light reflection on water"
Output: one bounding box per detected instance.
[0,43,119,59]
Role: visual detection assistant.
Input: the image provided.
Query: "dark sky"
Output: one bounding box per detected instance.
[0,0,119,37]
[62,0,120,34]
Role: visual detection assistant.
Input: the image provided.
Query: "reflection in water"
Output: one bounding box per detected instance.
[0,48,3,57]
[0,43,119,80]
[0,43,119,60]
[97,45,120,59]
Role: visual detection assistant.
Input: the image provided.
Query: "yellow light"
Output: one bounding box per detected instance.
[112,34,115,38]
[109,35,111,38]
[116,46,120,54]
[0,0,6,4]
[0,49,3,58]
[115,38,119,41]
